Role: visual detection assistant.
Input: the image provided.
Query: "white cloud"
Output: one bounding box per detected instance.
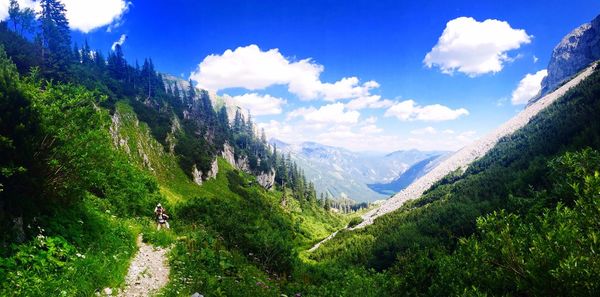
[424,17,532,76]
[227,93,287,116]
[345,95,394,110]
[287,103,360,124]
[62,0,131,33]
[257,120,296,141]
[190,44,379,101]
[410,126,437,135]
[384,100,469,121]
[257,117,478,152]
[0,0,131,33]
[359,124,383,134]
[111,34,127,51]
[0,0,35,20]
[510,69,547,105]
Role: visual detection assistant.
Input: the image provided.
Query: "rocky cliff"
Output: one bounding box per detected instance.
[536,14,600,100]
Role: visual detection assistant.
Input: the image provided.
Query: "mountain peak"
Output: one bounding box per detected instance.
[535,14,600,101]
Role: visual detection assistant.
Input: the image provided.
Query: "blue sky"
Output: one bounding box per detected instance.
[3,0,599,152]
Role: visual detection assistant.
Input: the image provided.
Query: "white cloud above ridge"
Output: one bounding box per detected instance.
[384,99,469,121]
[424,17,532,76]
[287,103,360,124]
[345,95,394,110]
[227,93,287,116]
[190,44,379,101]
[511,69,547,105]
[259,118,478,152]
[0,0,131,33]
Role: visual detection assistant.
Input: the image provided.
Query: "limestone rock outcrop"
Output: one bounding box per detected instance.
[256,169,276,190]
[536,14,600,100]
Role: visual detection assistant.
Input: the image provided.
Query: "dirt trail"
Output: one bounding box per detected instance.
[117,235,170,297]
[308,230,340,252]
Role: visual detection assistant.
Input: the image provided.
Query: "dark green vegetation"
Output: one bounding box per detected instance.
[2,1,600,296]
[312,65,600,296]
[0,1,343,296]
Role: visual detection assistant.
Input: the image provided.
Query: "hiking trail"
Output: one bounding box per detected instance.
[115,234,171,297]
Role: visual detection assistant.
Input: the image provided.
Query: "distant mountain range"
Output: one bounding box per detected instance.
[367,154,446,196]
[270,139,448,202]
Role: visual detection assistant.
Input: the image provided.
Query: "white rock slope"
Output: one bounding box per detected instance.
[355,63,597,229]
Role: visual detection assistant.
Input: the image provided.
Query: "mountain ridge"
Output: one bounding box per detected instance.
[270,138,448,202]
[357,62,598,228]
[536,14,600,100]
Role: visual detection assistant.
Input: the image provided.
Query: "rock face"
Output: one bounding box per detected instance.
[192,165,203,185]
[356,64,597,229]
[222,143,237,168]
[257,169,276,190]
[222,142,251,173]
[208,158,219,179]
[537,14,600,100]
[109,112,131,154]
[235,155,251,173]
[191,159,219,186]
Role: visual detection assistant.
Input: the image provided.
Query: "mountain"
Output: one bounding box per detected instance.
[367,154,445,195]
[0,18,342,296]
[536,14,600,100]
[313,62,600,295]
[271,139,447,202]
[358,63,597,227]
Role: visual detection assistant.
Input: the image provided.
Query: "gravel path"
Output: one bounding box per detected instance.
[117,235,171,297]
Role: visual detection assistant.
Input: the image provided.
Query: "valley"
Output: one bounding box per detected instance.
[1,1,600,297]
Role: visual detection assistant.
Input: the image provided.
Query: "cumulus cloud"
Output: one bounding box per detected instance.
[385,100,469,121]
[0,0,131,33]
[63,0,131,33]
[190,44,379,101]
[424,17,532,76]
[257,117,477,152]
[228,93,287,116]
[511,69,547,105]
[345,95,394,110]
[410,126,437,135]
[257,120,296,141]
[287,103,360,124]
[111,34,127,51]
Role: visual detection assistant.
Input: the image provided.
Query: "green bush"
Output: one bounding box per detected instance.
[347,216,363,228]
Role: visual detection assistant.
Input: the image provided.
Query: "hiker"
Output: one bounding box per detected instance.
[154,203,170,230]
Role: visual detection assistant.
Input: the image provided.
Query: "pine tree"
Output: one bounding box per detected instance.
[81,39,92,65]
[39,0,72,80]
[261,128,267,144]
[187,79,196,100]
[233,109,243,133]
[94,50,106,72]
[108,44,127,80]
[7,0,34,36]
[173,83,181,100]
[8,0,20,32]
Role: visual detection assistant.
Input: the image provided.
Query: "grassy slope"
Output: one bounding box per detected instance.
[112,101,346,295]
[308,65,600,293]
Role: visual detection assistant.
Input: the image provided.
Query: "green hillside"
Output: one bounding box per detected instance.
[2,2,600,296]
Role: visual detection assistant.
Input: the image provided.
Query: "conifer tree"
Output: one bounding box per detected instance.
[81,39,92,65]
[39,0,72,80]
